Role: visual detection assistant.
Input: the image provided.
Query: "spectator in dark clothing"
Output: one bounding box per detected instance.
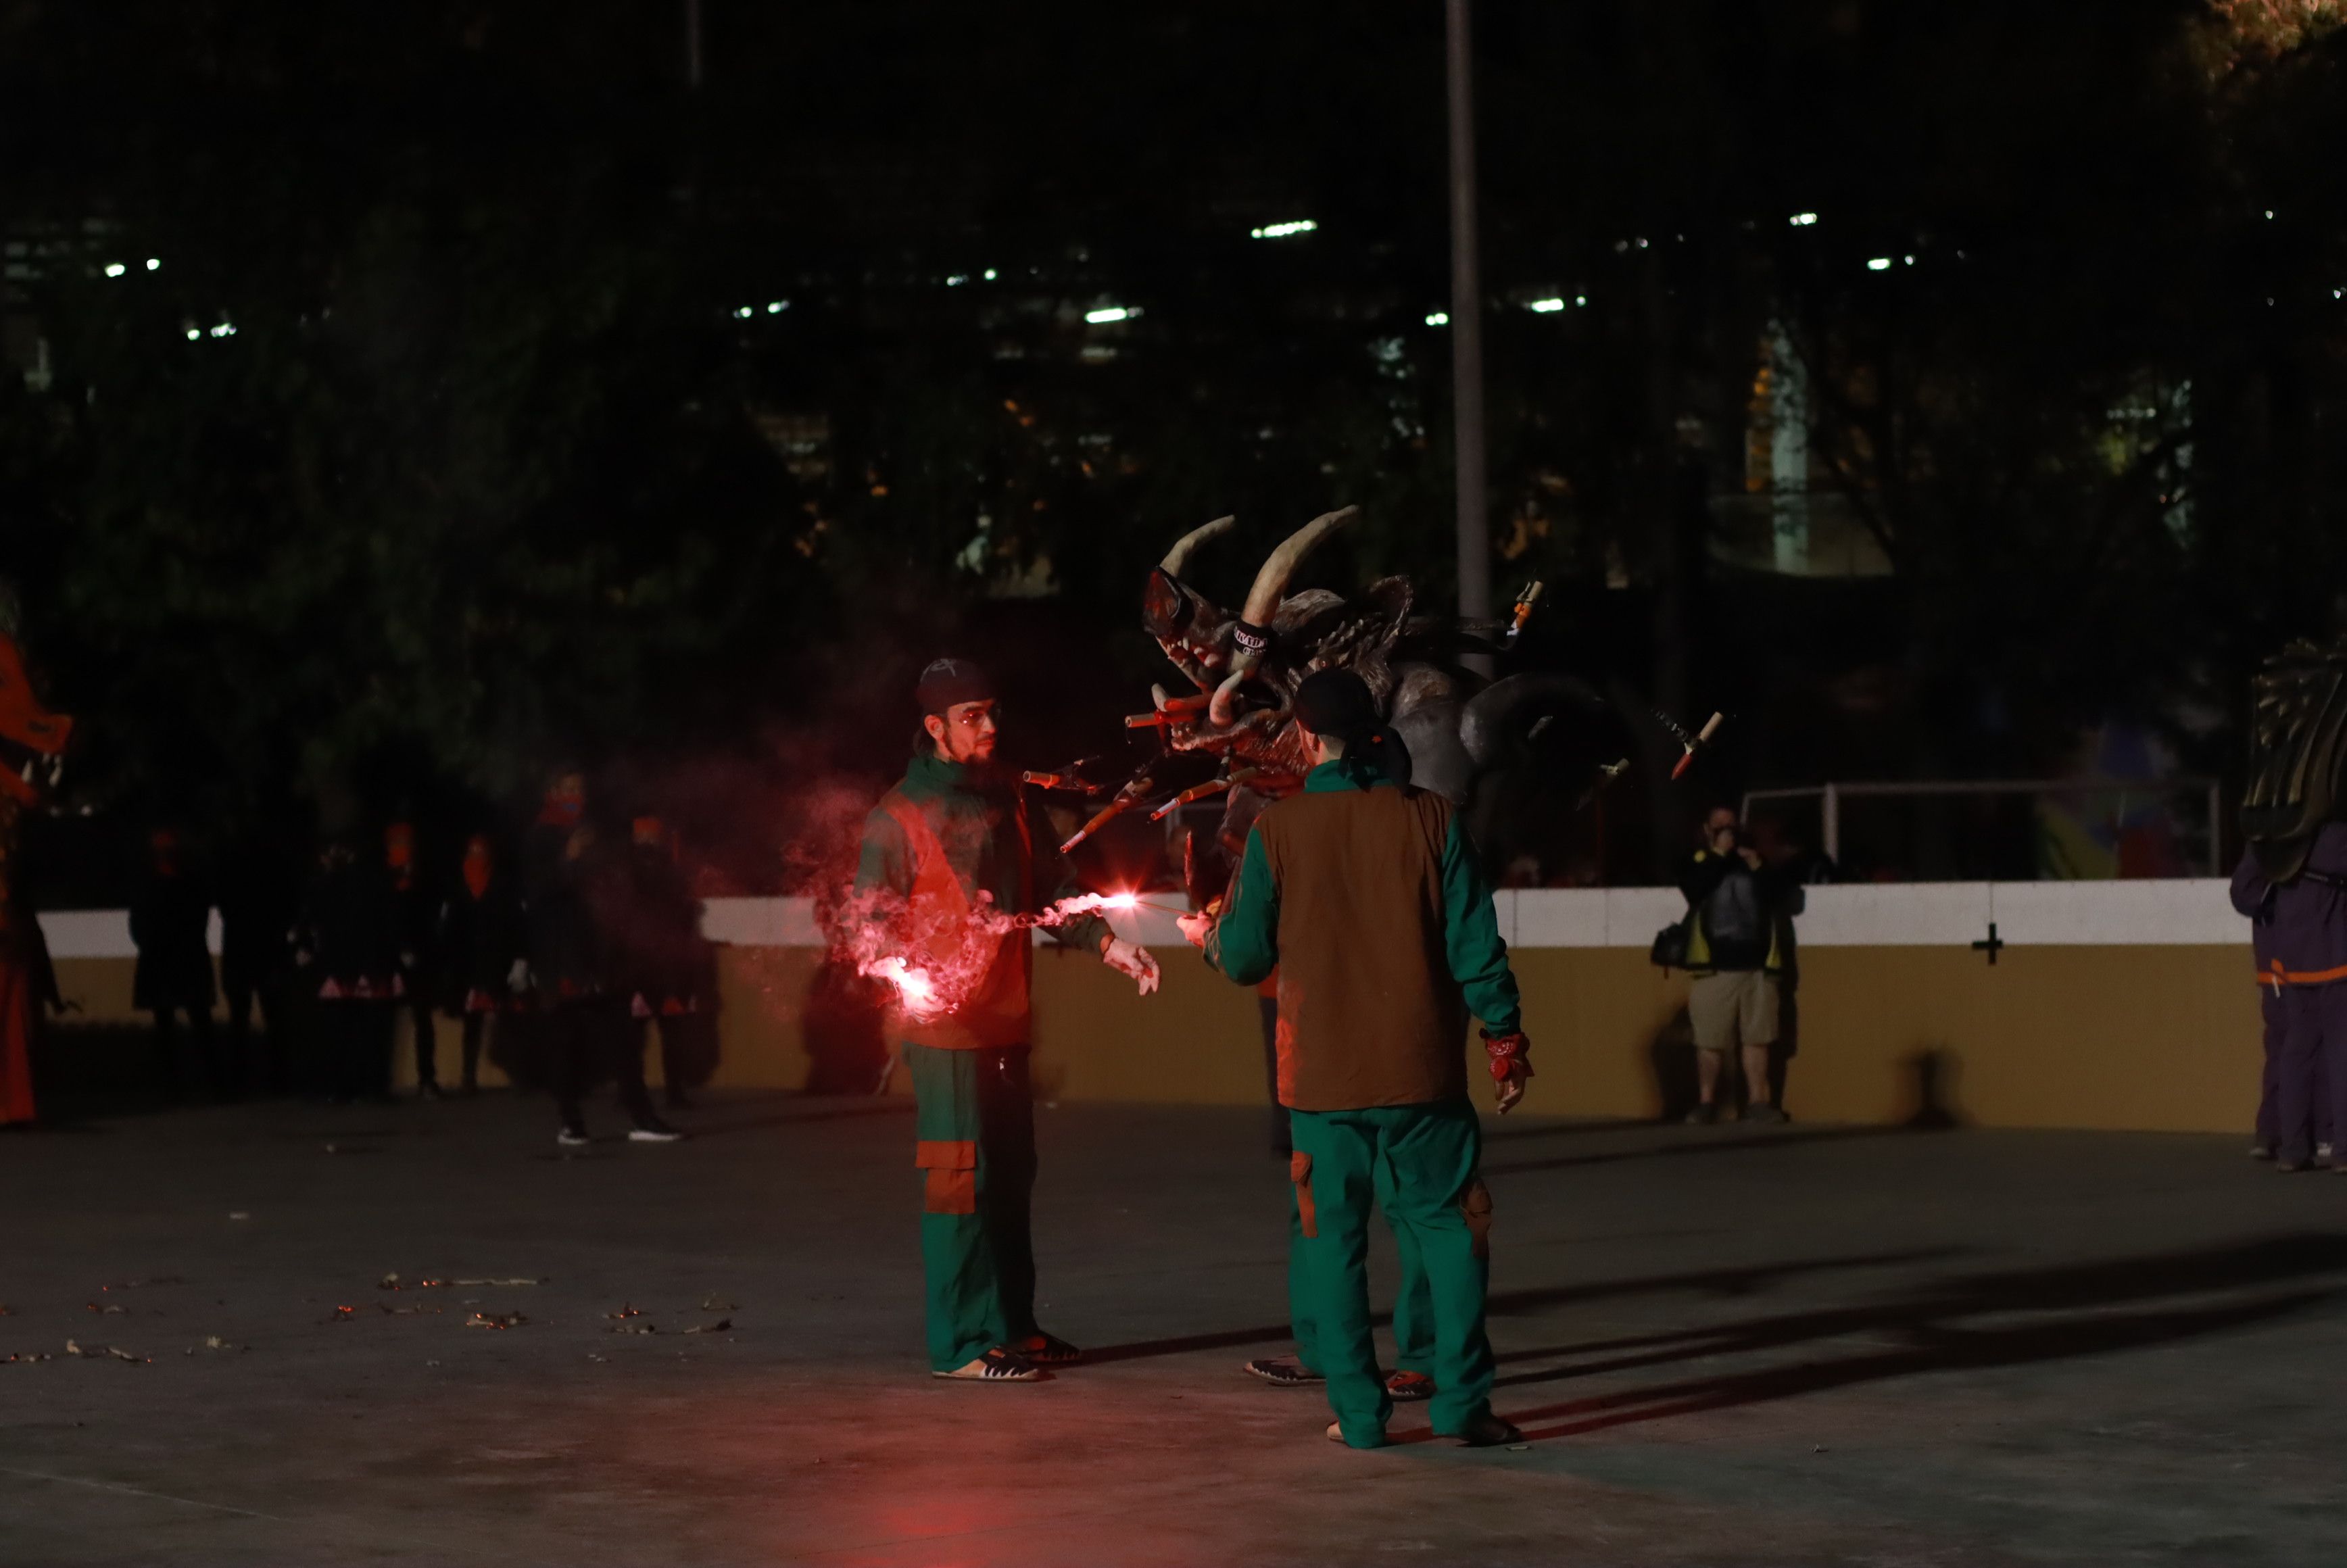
[385,820,442,1098]
[218,832,299,1095]
[2231,831,2347,1171]
[130,829,223,1098]
[291,839,403,1103]
[1678,807,1804,1125]
[435,833,526,1094]
[523,773,677,1148]
[604,815,717,1111]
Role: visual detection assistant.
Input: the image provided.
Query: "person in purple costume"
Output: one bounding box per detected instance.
[2232,827,2347,1171]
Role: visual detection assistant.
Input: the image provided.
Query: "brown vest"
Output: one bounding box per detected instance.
[1257,784,1468,1111]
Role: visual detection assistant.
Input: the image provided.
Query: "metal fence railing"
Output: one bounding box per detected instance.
[1739,778,2225,880]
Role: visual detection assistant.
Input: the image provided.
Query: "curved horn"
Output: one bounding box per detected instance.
[1459,672,1610,769]
[1238,506,1358,627]
[1207,505,1361,727]
[1161,515,1236,577]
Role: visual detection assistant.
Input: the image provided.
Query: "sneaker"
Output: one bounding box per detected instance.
[1745,1103,1789,1125]
[1013,1331,1082,1367]
[1244,1354,1322,1387]
[1386,1370,1435,1402]
[557,1127,590,1148]
[1438,1411,1525,1447]
[2277,1156,2313,1173]
[2321,1142,2337,1161]
[2250,1142,2277,1161]
[418,1081,443,1102]
[1683,1103,1718,1125]
[628,1125,684,1144]
[1325,1420,1386,1448]
[934,1347,1047,1383]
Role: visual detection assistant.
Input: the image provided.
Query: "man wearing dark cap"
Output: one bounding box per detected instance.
[1180,668,1531,1448]
[855,657,1163,1383]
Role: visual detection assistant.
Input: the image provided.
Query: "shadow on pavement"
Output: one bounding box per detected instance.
[1477,1231,2347,1443]
[1482,1122,1908,1177]
[1083,1248,1965,1365]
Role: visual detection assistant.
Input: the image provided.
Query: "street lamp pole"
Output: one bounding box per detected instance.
[1445,0,1491,664]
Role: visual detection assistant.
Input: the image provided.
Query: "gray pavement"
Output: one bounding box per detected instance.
[1,1089,2343,1567]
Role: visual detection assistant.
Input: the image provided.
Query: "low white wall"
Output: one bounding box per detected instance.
[43,879,2249,960]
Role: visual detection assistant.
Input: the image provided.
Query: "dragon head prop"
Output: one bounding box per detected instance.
[0,628,71,808]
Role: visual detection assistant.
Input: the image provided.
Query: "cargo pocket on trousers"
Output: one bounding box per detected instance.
[916,1139,977,1216]
[1290,1150,1317,1239]
[1459,1177,1494,1260]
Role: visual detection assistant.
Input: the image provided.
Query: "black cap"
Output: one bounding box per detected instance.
[1292,669,1379,746]
[917,658,997,716]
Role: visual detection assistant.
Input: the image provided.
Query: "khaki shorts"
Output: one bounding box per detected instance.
[1689,969,1781,1052]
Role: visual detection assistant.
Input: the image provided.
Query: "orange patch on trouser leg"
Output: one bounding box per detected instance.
[916,1139,978,1216]
[1290,1150,1317,1238]
[1459,1177,1493,1260]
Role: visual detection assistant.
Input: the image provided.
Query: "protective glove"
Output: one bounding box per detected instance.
[1175,912,1214,950]
[1483,1029,1532,1114]
[1101,937,1162,996]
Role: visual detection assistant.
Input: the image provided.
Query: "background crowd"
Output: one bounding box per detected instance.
[120,770,719,1144]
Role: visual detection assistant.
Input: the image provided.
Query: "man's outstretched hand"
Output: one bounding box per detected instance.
[1102,937,1161,996]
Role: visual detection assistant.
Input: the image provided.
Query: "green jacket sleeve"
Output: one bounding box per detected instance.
[1441,812,1522,1033]
[1204,824,1280,985]
[853,804,912,899]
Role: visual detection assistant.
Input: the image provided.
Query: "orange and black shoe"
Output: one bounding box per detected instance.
[1386,1371,1436,1402]
[1013,1331,1084,1367]
[1244,1354,1322,1386]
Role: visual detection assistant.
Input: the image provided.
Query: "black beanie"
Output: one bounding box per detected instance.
[1292,669,1379,748]
[916,657,997,716]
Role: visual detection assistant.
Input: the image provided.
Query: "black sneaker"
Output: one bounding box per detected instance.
[557,1126,590,1148]
[1244,1354,1323,1386]
[1745,1103,1789,1125]
[1386,1370,1435,1402]
[1683,1103,1718,1125]
[2249,1142,2277,1161]
[934,1346,1048,1383]
[1439,1411,1524,1447]
[1013,1331,1083,1366]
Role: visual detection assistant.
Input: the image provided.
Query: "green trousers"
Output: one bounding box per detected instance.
[906,1042,1039,1371]
[1288,1099,1495,1447]
[1289,1145,1435,1378]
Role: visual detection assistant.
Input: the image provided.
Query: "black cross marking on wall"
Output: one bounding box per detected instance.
[1972,922,2005,966]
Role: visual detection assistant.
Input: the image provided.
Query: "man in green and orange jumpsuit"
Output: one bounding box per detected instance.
[1182,669,1532,1448]
[856,658,1163,1383]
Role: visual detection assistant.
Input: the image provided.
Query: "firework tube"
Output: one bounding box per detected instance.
[1670,711,1724,781]
[1148,768,1261,823]
[1503,581,1545,647]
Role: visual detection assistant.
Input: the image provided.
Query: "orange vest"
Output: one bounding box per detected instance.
[879,790,1034,1050]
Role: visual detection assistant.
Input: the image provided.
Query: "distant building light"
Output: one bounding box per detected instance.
[1527,297,1566,314]
[1790,212,1818,226]
[1249,219,1318,240]
[2265,209,2275,220]
[1085,305,1137,324]
[983,268,998,281]
[1424,310,1450,326]
[733,307,754,319]
[946,274,969,287]
[185,328,200,341]
[1903,254,1916,266]
[145,258,161,271]
[1866,258,1892,271]
[1634,237,1649,249]
[766,300,788,314]
[103,262,125,277]
[209,322,235,337]
[1574,295,1588,306]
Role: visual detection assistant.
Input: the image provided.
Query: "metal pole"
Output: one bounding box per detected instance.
[685,0,704,89]
[1445,0,1491,667]
[1823,781,1841,866]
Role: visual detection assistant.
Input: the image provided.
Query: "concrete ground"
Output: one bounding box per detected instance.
[1,1089,2343,1567]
